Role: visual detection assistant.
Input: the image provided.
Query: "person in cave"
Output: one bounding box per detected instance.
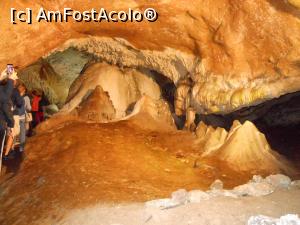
[31,90,42,128]
[31,90,50,128]
[17,83,31,153]
[0,66,18,161]
[4,77,23,158]
[39,91,50,120]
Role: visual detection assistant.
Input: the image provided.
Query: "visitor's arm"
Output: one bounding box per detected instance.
[2,103,14,128]
[0,79,14,102]
[24,96,32,112]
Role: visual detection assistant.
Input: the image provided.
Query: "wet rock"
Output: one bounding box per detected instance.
[210,179,224,190]
[187,190,210,203]
[265,174,291,189]
[233,182,274,197]
[247,214,300,225]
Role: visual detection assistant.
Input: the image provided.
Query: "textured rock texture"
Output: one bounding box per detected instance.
[196,120,294,174]
[123,95,176,131]
[63,62,161,118]
[77,86,116,123]
[1,0,300,113]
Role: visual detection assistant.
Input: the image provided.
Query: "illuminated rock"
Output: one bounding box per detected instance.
[76,86,116,123]
[288,0,300,8]
[62,62,161,119]
[202,127,228,157]
[1,1,300,114]
[123,95,176,131]
[200,120,293,174]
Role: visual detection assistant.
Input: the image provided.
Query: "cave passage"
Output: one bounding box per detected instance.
[16,46,300,167]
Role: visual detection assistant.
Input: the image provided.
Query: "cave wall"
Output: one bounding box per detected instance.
[1,0,300,114]
[18,48,93,106]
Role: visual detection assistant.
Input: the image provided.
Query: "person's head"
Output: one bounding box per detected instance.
[32,89,42,97]
[18,83,27,95]
[7,64,14,75]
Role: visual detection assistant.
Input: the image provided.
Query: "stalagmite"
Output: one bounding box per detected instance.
[122,95,176,131]
[62,62,161,119]
[198,120,294,174]
[76,86,116,123]
[202,127,228,157]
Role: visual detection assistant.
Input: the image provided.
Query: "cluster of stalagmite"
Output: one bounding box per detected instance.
[62,62,162,119]
[195,120,293,174]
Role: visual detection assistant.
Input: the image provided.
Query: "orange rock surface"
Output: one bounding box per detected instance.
[1,0,300,113]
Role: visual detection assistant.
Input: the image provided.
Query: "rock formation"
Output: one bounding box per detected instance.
[63,62,162,118]
[197,120,294,174]
[0,0,299,114]
[76,86,116,123]
[123,95,176,131]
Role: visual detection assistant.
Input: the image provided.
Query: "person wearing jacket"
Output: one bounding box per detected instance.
[0,66,18,161]
[17,83,31,152]
[3,81,23,157]
[31,90,42,128]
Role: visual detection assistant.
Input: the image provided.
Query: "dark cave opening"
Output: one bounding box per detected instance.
[140,69,177,113]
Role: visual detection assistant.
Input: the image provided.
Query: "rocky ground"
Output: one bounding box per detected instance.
[57,185,300,225]
[0,117,299,225]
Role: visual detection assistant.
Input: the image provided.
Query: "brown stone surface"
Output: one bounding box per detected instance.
[77,86,116,122]
[1,0,300,113]
[0,0,299,77]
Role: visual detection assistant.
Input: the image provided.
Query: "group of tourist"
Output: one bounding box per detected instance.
[0,64,49,163]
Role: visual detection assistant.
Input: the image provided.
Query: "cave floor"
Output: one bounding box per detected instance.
[0,120,299,225]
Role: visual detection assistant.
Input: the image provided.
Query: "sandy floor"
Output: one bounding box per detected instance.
[56,188,300,225]
[0,119,299,225]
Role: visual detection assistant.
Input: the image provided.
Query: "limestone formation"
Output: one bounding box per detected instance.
[62,62,161,119]
[123,95,176,131]
[76,86,116,123]
[197,120,294,174]
[218,121,290,173]
[202,127,228,157]
[1,0,300,114]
